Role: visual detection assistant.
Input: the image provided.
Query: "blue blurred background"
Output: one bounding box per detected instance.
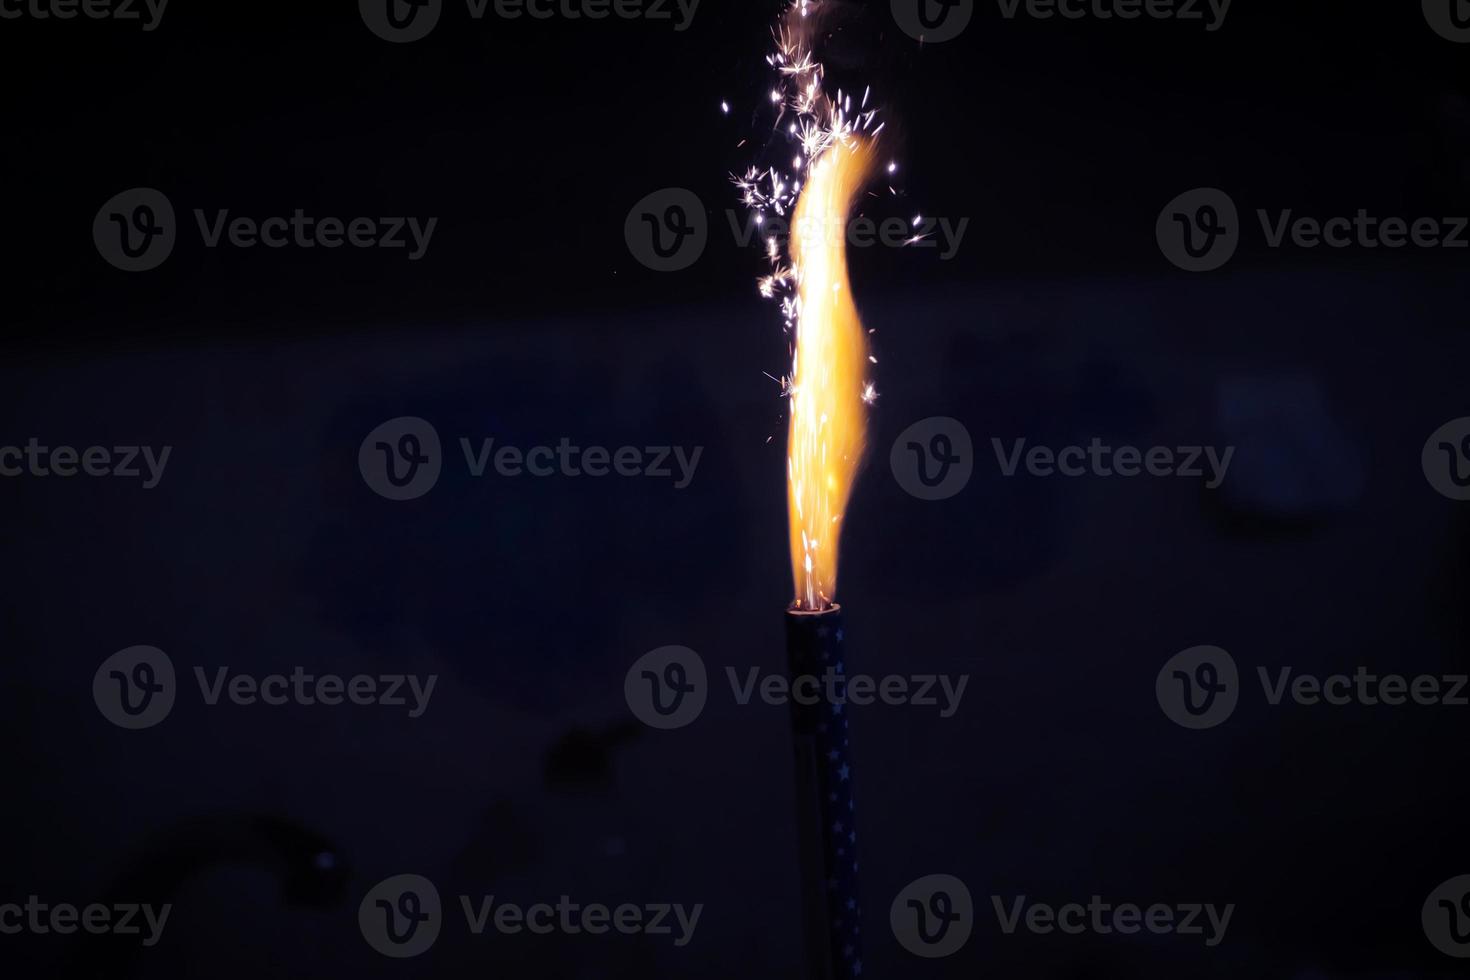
[3,0,1470,976]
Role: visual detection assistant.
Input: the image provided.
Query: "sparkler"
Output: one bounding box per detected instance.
[732,3,886,977]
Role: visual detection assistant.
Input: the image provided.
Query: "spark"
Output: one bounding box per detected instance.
[766,9,887,606]
[779,49,820,78]
[735,0,890,338]
[735,1,908,609]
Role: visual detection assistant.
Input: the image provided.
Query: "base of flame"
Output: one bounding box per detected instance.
[785,604,863,980]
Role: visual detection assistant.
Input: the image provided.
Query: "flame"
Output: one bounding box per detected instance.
[787,137,877,610]
[731,0,889,609]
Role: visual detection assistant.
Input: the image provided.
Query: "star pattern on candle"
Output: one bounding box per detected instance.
[814,622,862,979]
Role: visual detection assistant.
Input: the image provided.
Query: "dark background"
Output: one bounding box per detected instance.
[3,0,1469,976]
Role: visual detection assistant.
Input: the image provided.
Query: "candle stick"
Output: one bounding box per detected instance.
[779,132,875,979]
[732,4,888,976]
[786,604,862,980]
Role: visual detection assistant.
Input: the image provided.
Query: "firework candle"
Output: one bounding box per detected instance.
[786,604,861,979]
[782,135,877,980]
[735,6,886,975]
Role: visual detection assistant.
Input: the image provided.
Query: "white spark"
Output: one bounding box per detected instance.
[735,1,906,369]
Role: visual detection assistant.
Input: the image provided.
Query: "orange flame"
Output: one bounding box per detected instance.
[787,137,878,611]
